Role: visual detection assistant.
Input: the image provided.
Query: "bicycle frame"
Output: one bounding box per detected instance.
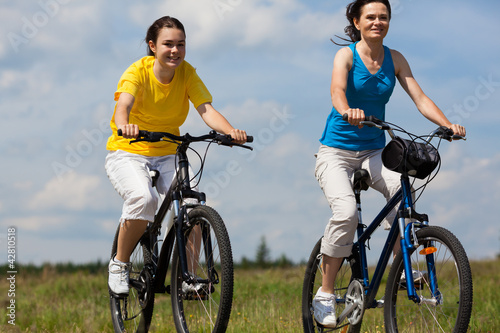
[135,140,215,294]
[352,174,438,308]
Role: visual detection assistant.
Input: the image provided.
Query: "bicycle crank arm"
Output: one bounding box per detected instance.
[336,302,358,326]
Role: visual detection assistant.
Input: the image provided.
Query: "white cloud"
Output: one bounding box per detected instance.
[1,0,499,265]
[28,171,109,212]
[127,0,343,57]
[3,215,66,232]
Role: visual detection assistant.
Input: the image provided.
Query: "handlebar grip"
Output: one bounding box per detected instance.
[342,114,381,123]
[246,136,253,143]
[452,134,466,141]
[117,129,149,137]
[365,115,379,123]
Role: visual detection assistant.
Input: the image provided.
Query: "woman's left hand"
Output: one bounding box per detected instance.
[449,124,466,137]
[229,129,247,144]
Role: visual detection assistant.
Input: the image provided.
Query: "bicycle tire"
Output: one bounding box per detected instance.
[171,205,234,333]
[302,237,363,333]
[384,226,473,332]
[109,225,156,333]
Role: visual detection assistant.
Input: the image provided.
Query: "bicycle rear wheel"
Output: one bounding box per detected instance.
[109,225,156,333]
[302,237,363,333]
[384,226,473,332]
[171,205,234,333]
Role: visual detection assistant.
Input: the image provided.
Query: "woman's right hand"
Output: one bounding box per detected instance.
[343,108,365,128]
[118,123,139,139]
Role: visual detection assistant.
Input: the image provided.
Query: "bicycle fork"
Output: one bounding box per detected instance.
[172,193,217,286]
[398,179,440,305]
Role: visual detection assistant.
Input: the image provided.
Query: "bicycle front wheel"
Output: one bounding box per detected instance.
[109,225,156,333]
[302,237,363,333]
[171,205,234,333]
[384,226,473,332]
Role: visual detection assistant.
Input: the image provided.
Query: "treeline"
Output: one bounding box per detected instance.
[235,236,297,269]
[0,261,108,275]
[1,236,299,275]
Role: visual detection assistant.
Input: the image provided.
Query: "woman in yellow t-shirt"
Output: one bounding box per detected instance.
[105,16,247,295]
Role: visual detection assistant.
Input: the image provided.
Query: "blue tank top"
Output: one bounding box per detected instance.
[320,42,396,151]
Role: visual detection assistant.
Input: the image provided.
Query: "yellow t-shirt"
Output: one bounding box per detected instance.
[106,56,212,156]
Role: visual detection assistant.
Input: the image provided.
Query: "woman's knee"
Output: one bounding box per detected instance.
[331,196,357,222]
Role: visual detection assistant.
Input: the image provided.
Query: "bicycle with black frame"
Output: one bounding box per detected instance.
[109,129,252,333]
[302,115,473,332]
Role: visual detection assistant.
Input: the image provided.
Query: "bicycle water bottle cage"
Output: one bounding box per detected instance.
[353,169,370,192]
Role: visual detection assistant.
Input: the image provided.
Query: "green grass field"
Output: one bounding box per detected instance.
[1,259,498,332]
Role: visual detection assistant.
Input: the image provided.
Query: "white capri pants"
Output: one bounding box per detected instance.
[105,150,197,224]
[315,145,401,258]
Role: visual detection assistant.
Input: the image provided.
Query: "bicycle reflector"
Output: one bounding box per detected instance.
[419,247,437,255]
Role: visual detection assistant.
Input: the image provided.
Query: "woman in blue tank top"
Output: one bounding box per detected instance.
[312,0,466,327]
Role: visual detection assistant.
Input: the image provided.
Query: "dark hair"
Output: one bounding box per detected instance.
[145,16,186,56]
[332,0,391,45]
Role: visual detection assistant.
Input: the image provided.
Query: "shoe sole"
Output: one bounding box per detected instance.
[314,318,337,328]
[166,284,215,301]
[108,287,129,298]
[399,274,427,290]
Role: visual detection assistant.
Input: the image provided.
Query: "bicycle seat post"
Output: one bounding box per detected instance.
[353,169,370,229]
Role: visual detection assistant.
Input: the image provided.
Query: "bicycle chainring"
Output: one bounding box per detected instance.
[345,279,365,325]
[138,267,153,309]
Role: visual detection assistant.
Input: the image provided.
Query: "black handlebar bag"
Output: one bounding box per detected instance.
[381,137,440,179]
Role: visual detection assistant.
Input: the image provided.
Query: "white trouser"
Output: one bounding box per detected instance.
[105,150,197,224]
[315,145,401,258]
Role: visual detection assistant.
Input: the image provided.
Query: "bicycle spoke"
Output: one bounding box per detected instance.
[109,226,155,333]
[171,206,233,333]
[384,227,472,332]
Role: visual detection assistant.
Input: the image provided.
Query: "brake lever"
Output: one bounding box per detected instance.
[435,126,455,141]
[130,138,151,144]
[233,143,253,151]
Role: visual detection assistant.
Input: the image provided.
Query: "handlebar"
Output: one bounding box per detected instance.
[341,114,466,143]
[117,129,254,150]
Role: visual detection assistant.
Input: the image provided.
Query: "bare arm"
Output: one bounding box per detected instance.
[114,92,139,138]
[331,47,365,127]
[392,50,466,136]
[196,102,247,143]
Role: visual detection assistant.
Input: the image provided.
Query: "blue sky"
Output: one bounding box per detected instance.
[1,0,499,265]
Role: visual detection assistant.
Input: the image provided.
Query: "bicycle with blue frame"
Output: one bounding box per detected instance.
[109,129,252,333]
[302,115,473,332]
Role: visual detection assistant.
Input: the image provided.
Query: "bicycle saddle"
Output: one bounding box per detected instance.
[149,169,160,188]
[353,169,370,192]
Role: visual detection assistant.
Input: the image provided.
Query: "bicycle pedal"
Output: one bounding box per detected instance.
[398,282,424,291]
[184,293,209,301]
[109,288,129,299]
[183,285,215,301]
[314,320,338,330]
[155,284,167,294]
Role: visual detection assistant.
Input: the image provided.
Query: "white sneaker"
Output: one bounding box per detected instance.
[401,269,426,283]
[312,288,337,327]
[182,279,211,300]
[108,258,131,295]
[182,281,203,292]
[400,270,427,290]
